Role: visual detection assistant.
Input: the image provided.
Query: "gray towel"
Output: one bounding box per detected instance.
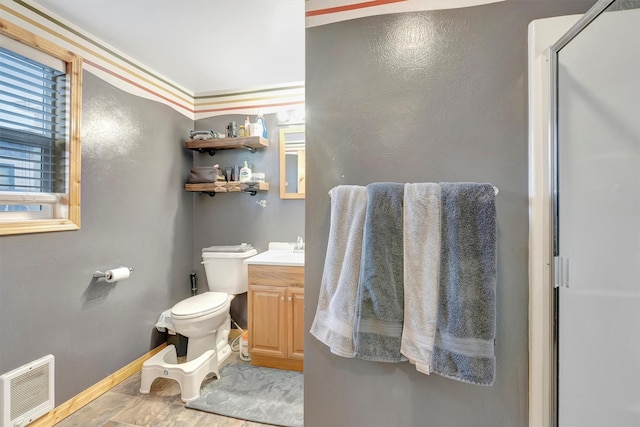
[310,185,367,357]
[433,182,497,385]
[354,182,407,362]
[202,243,254,253]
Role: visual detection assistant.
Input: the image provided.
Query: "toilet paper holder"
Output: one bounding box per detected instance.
[93,266,134,281]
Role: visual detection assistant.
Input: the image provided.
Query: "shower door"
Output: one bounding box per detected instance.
[552,1,640,426]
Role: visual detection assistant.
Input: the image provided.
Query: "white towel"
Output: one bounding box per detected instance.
[400,183,441,374]
[310,185,367,357]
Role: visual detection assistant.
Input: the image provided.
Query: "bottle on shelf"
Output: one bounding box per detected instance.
[256,113,268,139]
[244,116,251,136]
[239,161,252,182]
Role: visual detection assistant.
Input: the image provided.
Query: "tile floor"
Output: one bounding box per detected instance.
[54,349,273,427]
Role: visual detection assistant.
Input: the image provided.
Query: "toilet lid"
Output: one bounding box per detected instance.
[171,292,228,319]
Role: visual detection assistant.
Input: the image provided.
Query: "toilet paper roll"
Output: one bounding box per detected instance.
[105,267,130,283]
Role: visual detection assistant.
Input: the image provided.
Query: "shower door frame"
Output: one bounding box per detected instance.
[528,1,624,426]
[547,0,623,426]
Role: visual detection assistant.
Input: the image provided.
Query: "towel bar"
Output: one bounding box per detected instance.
[329,184,500,197]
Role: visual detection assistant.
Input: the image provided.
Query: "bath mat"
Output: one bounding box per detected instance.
[186,363,303,427]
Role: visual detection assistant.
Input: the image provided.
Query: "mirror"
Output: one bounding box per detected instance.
[279,125,305,199]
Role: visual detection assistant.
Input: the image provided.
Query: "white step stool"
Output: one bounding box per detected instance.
[139,344,219,402]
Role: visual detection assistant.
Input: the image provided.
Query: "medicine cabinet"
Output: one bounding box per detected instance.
[279,125,305,199]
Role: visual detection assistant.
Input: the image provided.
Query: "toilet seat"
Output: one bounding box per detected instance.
[171,292,228,320]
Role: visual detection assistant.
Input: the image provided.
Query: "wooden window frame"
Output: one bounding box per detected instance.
[0,19,82,236]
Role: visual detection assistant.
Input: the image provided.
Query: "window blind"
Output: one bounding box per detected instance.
[0,47,69,195]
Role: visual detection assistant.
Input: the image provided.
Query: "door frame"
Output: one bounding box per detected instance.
[528,1,619,426]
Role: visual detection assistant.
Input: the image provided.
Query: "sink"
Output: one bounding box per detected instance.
[244,242,304,267]
[244,251,304,267]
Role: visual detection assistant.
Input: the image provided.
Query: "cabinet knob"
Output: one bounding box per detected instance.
[288,296,292,302]
[280,296,285,302]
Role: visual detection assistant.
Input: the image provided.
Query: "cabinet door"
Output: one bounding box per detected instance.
[288,287,305,360]
[248,285,286,359]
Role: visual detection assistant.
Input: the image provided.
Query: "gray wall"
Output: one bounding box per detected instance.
[0,74,304,404]
[304,1,595,426]
[192,114,305,327]
[0,72,194,404]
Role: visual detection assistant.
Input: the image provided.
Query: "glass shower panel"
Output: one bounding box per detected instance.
[556,2,640,426]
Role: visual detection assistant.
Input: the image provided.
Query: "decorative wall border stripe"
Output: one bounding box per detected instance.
[195,84,306,100]
[196,86,305,107]
[1,1,193,115]
[197,97,303,109]
[305,0,505,27]
[12,0,192,99]
[2,0,305,119]
[306,0,406,17]
[85,59,194,114]
[195,100,305,120]
[194,82,305,119]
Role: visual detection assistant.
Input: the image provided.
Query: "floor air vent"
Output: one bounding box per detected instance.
[0,355,54,427]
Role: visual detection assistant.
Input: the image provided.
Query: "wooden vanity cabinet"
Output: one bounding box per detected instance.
[248,264,304,371]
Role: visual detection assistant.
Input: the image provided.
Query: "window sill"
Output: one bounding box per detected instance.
[0,218,79,236]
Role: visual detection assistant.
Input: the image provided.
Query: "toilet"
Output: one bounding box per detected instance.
[140,247,257,402]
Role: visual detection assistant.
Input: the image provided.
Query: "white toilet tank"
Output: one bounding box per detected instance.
[201,248,257,294]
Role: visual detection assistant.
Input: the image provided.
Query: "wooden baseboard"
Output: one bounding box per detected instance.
[30,343,167,427]
[250,354,303,372]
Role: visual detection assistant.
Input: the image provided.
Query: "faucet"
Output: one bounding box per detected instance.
[294,236,305,252]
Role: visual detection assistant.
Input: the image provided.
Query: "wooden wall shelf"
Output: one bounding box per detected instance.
[184,136,269,156]
[184,181,269,197]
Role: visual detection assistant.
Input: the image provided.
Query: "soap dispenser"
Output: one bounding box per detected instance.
[239,161,252,182]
